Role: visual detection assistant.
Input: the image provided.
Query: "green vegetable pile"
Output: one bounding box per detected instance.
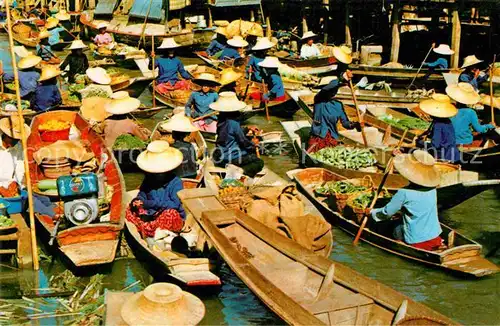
[68,83,85,102]
[0,215,14,227]
[1,99,30,110]
[220,179,244,189]
[379,114,430,130]
[310,146,377,170]
[351,191,392,209]
[112,134,146,150]
[316,180,367,196]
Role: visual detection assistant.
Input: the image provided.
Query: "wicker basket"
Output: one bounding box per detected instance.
[344,189,391,224]
[218,187,252,210]
[330,176,374,214]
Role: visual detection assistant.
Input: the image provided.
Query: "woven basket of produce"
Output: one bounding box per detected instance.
[13,23,31,38]
[345,189,392,223]
[218,186,252,210]
[315,176,374,214]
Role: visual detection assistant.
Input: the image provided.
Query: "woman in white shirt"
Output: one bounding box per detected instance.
[300,31,321,59]
[0,117,30,188]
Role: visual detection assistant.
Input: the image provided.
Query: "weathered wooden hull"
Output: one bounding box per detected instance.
[291,168,500,277]
[459,144,500,171]
[27,110,126,267]
[349,64,447,81]
[280,56,337,75]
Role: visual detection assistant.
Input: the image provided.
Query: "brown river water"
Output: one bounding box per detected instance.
[0,39,498,324]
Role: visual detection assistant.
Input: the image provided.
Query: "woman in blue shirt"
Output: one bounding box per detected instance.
[36,30,60,64]
[459,55,488,91]
[257,56,285,102]
[210,92,263,177]
[446,83,495,145]
[308,78,358,153]
[1,55,41,100]
[220,36,248,61]
[151,38,191,91]
[206,27,227,57]
[185,73,220,133]
[246,37,275,83]
[371,150,444,251]
[31,65,62,112]
[45,17,66,46]
[423,44,454,69]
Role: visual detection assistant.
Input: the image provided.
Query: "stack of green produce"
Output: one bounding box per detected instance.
[1,99,30,110]
[310,146,377,170]
[379,114,430,130]
[112,135,147,150]
[351,191,392,209]
[68,83,85,102]
[0,214,14,227]
[316,180,367,196]
[220,179,245,189]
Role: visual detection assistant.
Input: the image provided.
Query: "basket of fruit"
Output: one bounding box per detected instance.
[217,179,252,210]
[345,189,392,224]
[314,176,374,213]
[39,120,72,142]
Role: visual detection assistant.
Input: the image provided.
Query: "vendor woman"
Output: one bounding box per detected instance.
[246,37,275,83]
[220,36,248,61]
[206,27,227,57]
[93,23,113,48]
[423,44,454,69]
[127,140,186,237]
[257,56,285,102]
[300,31,320,59]
[332,45,353,81]
[459,55,488,91]
[60,40,89,83]
[0,54,41,100]
[446,83,496,146]
[308,78,358,153]
[211,92,263,177]
[0,117,30,188]
[185,73,220,133]
[371,150,444,251]
[151,38,192,91]
[32,65,62,112]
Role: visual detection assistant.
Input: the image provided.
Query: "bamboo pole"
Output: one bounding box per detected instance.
[208,6,213,28]
[4,0,39,270]
[450,9,461,69]
[490,55,496,126]
[151,34,156,108]
[345,0,351,47]
[390,0,400,63]
[348,80,368,147]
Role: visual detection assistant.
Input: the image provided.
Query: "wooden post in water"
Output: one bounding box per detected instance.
[322,0,329,45]
[266,16,271,39]
[208,6,213,28]
[250,9,255,22]
[4,0,39,270]
[450,9,461,69]
[345,0,351,47]
[390,0,400,63]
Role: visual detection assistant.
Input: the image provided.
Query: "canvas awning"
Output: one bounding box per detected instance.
[129,0,164,21]
[208,0,261,7]
[94,0,120,15]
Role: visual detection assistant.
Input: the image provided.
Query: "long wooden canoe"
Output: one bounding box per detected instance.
[281,120,500,211]
[27,110,126,267]
[349,64,447,82]
[291,168,500,277]
[279,55,338,75]
[177,189,456,324]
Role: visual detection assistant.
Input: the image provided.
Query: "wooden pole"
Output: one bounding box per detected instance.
[208,6,213,28]
[151,34,156,108]
[353,129,408,245]
[450,9,461,69]
[390,0,400,63]
[262,81,270,121]
[250,9,255,22]
[490,55,496,126]
[407,45,434,89]
[266,16,271,39]
[137,0,154,48]
[259,2,265,24]
[345,0,351,47]
[302,17,308,34]
[5,0,39,270]
[322,0,329,45]
[348,80,368,147]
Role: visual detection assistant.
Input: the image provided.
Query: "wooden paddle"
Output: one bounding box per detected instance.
[151,35,156,108]
[408,44,434,90]
[348,80,368,147]
[261,81,270,121]
[489,54,496,126]
[192,110,220,122]
[353,129,408,245]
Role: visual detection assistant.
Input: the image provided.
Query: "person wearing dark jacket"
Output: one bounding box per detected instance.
[207,27,227,56]
[60,40,89,83]
[31,65,62,112]
[1,55,41,100]
[459,55,488,91]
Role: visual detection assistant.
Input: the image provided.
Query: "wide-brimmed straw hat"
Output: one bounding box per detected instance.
[193,73,220,87]
[121,283,205,325]
[38,65,61,81]
[301,31,317,40]
[97,22,108,30]
[480,95,500,109]
[69,39,87,50]
[38,30,51,39]
[419,96,457,118]
[219,68,244,86]
[86,67,111,85]
[433,44,454,56]
[209,92,246,112]
[137,141,183,173]
[55,10,71,21]
[252,37,275,51]
[18,55,41,69]
[45,17,59,29]
[215,26,227,37]
[461,55,483,69]
[160,113,199,133]
[80,97,112,122]
[446,82,480,105]
[0,116,30,139]
[393,150,441,187]
[227,36,248,48]
[258,56,280,69]
[158,38,180,49]
[105,91,140,115]
[333,45,353,64]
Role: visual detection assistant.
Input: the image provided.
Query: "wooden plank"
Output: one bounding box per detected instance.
[10,213,32,269]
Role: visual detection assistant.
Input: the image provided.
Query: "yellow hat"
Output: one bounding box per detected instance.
[86,67,111,85]
[219,68,243,86]
[333,45,353,64]
[18,55,42,69]
[45,17,59,29]
[209,91,246,112]
[80,97,112,122]
[0,116,31,139]
[193,73,221,87]
[419,96,458,118]
[215,26,227,37]
[160,113,199,133]
[69,40,87,50]
[105,91,140,115]
[55,10,71,21]
[38,65,61,82]
[38,30,51,39]
[393,150,441,187]
[227,36,248,48]
[120,283,205,325]
[461,55,483,69]
[445,83,480,105]
[137,141,183,173]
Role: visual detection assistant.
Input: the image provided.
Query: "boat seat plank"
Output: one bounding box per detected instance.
[60,240,119,267]
[329,303,373,326]
[304,293,374,315]
[94,0,119,15]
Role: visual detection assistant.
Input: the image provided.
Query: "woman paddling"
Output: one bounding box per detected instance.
[60,40,89,83]
[246,37,275,83]
[151,38,192,92]
[184,73,220,133]
[31,65,62,112]
[300,31,321,59]
[256,56,286,102]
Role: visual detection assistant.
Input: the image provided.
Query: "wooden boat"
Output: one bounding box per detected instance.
[278,55,337,75]
[349,64,447,82]
[336,86,429,105]
[291,168,500,277]
[459,144,500,171]
[27,110,126,267]
[4,22,38,48]
[124,191,221,287]
[281,120,500,211]
[178,189,456,324]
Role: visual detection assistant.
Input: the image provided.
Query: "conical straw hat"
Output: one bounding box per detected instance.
[45,17,59,29]
[0,117,31,139]
[193,73,220,87]
[137,141,183,173]
[38,65,61,81]
[80,97,112,122]
[301,31,317,40]
[227,36,248,48]
[433,44,454,55]
[97,22,108,30]
[258,56,280,69]
[18,55,41,69]
[480,95,500,109]
[445,83,480,105]
[431,93,451,102]
[419,96,457,118]
[393,150,441,187]
[69,40,87,50]
[121,283,205,325]
[215,26,227,37]
[38,30,51,39]
[160,113,199,133]
[252,37,275,51]
[86,67,111,85]
[333,45,353,64]
[461,55,483,69]
[55,10,71,21]
[158,38,180,49]
[209,91,246,112]
[105,91,140,115]
[219,68,243,86]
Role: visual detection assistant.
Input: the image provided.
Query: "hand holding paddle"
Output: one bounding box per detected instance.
[348,79,368,147]
[407,43,435,90]
[353,129,408,245]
